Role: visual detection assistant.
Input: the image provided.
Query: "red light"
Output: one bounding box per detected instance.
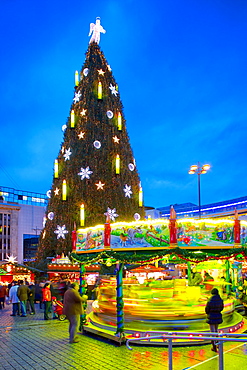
[134,333,140,338]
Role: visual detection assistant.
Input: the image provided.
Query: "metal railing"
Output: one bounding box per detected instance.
[126,331,247,370]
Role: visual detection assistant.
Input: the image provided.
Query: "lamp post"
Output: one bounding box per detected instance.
[188,163,210,219]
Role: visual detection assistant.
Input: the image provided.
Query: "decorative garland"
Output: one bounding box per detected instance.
[70,246,247,266]
[115,263,125,337]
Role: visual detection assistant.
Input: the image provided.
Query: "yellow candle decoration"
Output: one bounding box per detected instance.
[62,180,67,201]
[139,184,143,207]
[71,110,75,128]
[116,154,120,174]
[98,81,102,99]
[80,203,85,226]
[117,112,122,130]
[75,70,79,86]
[54,159,58,178]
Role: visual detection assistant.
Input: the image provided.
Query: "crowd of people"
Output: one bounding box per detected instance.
[0,279,71,319]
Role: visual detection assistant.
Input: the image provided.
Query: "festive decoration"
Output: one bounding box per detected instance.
[72,223,77,251]
[80,204,85,227]
[139,183,143,207]
[73,91,82,104]
[128,163,135,171]
[169,206,177,245]
[62,180,67,201]
[54,159,59,178]
[117,112,122,130]
[93,140,101,149]
[70,110,75,128]
[104,214,111,248]
[83,68,89,76]
[98,81,102,99]
[113,135,120,144]
[63,148,72,161]
[123,184,132,198]
[80,108,87,116]
[4,254,18,264]
[109,84,118,96]
[75,71,79,86]
[96,181,105,190]
[88,17,106,44]
[104,207,119,222]
[54,225,68,239]
[134,213,141,221]
[115,154,120,174]
[54,187,59,196]
[78,131,85,139]
[107,110,113,118]
[48,212,54,220]
[38,34,144,259]
[46,190,51,198]
[98,69,105,75]
[78,166,93,180]
[234,209,241,244]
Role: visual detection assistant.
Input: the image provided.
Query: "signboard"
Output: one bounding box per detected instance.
[75,218,247,253]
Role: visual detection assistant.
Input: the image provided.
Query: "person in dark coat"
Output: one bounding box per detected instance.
[205,288,224,352]
[17,280,31,317]
[62,282,87,344]
[27,282,36,315]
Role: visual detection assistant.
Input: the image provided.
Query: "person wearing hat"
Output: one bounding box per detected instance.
[205,288,224,352]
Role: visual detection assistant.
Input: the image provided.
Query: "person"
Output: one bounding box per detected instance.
[62,282,87,344]
[17,280,30,317]
[189,269,203,286]
[9,281,20,316]
[205,288,224,352]
[0,283,7,309]
[27,282,36,315]
[42,283,52,320]
[204,272,214,291]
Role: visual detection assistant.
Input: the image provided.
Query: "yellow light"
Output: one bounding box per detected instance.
[75,70,79,86]
[139,184,143,207]
[98,81,102,99]
[54,159,58,178]
[190,165,198,170]
[80,204,85,226]
[117,112,122,130]
[71,110,75,128]
[62,180,67,201]
[201,170,207,174]
[202,164,210,171]
[188,170,195,174]
[116,154,120,174]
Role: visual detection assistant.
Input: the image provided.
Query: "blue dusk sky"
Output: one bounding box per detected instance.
[0,0,247,209]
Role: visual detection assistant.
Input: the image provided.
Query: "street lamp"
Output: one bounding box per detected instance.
[188,163,210,219]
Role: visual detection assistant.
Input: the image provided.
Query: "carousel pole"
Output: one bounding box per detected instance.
[234,209,241,246]
[115,262,125,340]
[225,260,231,295]
[79,264,87,330]
[169,206,177,248]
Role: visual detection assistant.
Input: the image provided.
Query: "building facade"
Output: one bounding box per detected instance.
[0,187,47,263]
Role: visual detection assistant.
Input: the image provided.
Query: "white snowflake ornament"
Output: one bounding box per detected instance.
[54,225,68,239]
[73,91,82,103]
[78,166,93,180]
[123,184,132,198]
[63,148,72,161]
[104,207,119,222]
[109,84,118,96]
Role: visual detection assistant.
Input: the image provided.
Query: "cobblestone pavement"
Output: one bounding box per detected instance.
[0,303,247,370]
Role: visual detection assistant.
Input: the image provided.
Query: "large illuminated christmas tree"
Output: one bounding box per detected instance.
[38,18,145,259]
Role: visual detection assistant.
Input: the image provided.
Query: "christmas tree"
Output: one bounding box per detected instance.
[38,18,145,259]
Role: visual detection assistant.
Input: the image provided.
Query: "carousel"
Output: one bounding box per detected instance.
[70,209,247,345]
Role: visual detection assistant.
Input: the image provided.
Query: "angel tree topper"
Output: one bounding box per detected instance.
[89,17,106,44]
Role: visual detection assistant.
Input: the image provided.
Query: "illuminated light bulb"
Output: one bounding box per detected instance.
[71,110,75,128]
[202,164,210,171]
[75,70,79,86]
[117,112,122,130]
[188,170,195,174]
[139,184,143,207]
[54,159,59,178]
[62,180,67,201]
[190,165,198,170]
[98,81,102,99]
[80,204,85,226]
[116,154,120,174]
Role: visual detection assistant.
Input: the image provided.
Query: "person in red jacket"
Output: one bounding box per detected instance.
[42,283,52,320]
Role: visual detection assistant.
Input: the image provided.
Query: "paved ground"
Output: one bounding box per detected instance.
[0,303,247,370]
